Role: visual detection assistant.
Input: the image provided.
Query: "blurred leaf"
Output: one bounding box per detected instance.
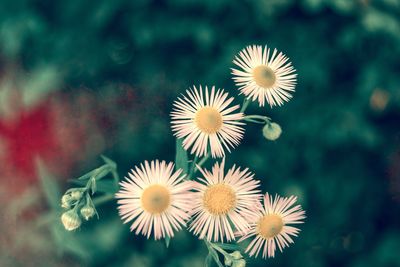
[101,154,117,169]
[36,158,61,210]
[51,221,90,260]
[71,178,116,194]
[77,170,96,181]
[93,165,112,180]
[77,165,109,181]
[21,65,61,108]
[175,138,188,173]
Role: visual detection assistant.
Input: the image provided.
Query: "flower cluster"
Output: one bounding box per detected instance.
[61,45,304,263]
[115,45,306,260]
[60,156,118,231]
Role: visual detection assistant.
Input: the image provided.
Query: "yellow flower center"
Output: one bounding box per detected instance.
[257,214,284,238]
[253,65,276,88]
[203,184,236,215]
[141,185,171,214]
[194,107,223,134]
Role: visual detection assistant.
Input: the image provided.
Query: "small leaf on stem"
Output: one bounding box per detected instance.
[175,138,189,173]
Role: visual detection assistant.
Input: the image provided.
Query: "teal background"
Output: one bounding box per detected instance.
[0,0,400,266]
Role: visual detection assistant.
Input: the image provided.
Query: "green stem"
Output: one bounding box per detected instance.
[242,114,271,124]
[209,242,230,258]
[111,169,120,188]
[243,114,270,120]
[188,156,198,179]
[194,153,210,174]
[240,98,251,113]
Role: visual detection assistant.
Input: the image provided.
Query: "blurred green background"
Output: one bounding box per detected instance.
[1,0,400,266]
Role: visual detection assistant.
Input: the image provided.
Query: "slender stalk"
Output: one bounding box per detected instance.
[242,114,271,124]
[209,241,230,257]
[240,98,251,113]
[194,153,210,174]
[242,114,270,120]
[188,156,198,179]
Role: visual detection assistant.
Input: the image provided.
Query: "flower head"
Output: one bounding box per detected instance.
[189,160,261,242]
[171,86,245,158]
[232,45,297,107]
[238,193,305,258]
[61,194,72,209]
[80,205,95,221]
[61,210,81,231]
[116,160,193,240]
[262,122,282,141]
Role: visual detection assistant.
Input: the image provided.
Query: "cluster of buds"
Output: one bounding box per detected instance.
[60,189,96,231]
[224,251,246,267]
[61,189,83,209]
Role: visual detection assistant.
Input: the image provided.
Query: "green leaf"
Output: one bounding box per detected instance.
[111,169,120,188]
[101,155,117,169]
[165,236,171,248]
[90,177,97,195]
[77,165,109,181]
[77,170,96,180]
[93,165,111,180]
[36,158,61,210]
[71,177,116,194]
[175,138,188,174]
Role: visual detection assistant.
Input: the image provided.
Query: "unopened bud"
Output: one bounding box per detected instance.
[70,190,83,200]
[262,122,282,141]
[80,205,95,221]
[61,195,71,209]
[233,259,246,267]
[61,210,81,231]
[224,257,233,266]
[230,251,243,260]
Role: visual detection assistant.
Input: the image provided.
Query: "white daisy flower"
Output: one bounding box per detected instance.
[171,85,245,158]
[116,160,193,240]
[232,45,297,107]
[189,159,261,242]
[238,193,306,258]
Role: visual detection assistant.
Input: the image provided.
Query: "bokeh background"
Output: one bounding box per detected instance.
[1,0,400,266]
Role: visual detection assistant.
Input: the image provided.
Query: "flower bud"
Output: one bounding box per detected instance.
[233,259,246,267]
[70,190,83,200]
[262,122,282,141]
[61,210,81,231]
[61,194,71,209]
[230,251,243,260]
[224,256,233,266]
[80,205,95,221]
